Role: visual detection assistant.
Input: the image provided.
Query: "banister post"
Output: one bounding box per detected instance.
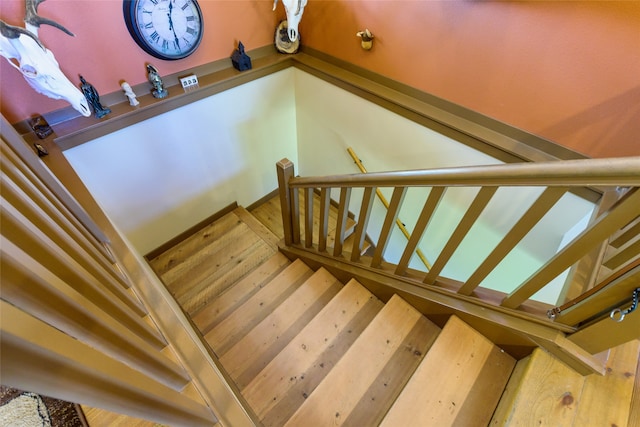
[277,159,295,246]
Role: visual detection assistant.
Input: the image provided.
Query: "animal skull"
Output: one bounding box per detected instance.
[273,0,307,42]
[0,0,90,117]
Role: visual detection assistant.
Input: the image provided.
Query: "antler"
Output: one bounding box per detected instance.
[0,20,44,48]
[25,0,74,37]
[0,0,73,46]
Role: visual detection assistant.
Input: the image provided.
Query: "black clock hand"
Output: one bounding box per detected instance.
[167,1,180,49]
[168,0,174,31]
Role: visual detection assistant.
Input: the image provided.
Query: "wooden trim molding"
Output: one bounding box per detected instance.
[12,45,598,203]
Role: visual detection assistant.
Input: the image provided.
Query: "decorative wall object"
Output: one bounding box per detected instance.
[80,75,111,119]
[274,20,299,54]
[0,0,90,117]
[356,29,374,50]
[123,0,204,60]
[29,115,52,139]
[33,142,49,157]
[231,41,252,71]
[147,64,168,98]
[272,0,307,43]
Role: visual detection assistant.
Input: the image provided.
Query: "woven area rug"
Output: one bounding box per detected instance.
[0,386,88,427]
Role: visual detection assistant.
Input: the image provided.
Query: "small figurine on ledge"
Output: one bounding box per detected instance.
[34,143,49,157]
[79,75,111,119]
[146,64,168,99]
[121,82,140,106]
[231,41,252,71]
[29,115,53,139]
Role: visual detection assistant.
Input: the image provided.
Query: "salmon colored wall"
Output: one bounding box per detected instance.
[300,1,640,158]
[2,1,638,158]
[0,0,281,124]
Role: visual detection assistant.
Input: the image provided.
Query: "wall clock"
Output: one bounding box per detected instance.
[123,0,204,60]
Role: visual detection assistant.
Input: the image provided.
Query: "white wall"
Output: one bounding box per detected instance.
[65,69,297,254]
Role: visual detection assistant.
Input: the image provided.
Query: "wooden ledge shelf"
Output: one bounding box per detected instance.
[49,46,293,151]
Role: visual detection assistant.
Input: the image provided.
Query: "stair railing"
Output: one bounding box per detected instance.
[347,147,432,271]
[277,157,640,331]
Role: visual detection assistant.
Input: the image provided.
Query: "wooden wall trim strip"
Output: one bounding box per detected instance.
[13,46,595,200]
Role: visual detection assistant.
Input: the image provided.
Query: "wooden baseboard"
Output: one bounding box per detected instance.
[246,188,279,212]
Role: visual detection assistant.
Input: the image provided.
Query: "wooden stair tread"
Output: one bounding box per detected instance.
[233,206,281,250]
[149,212,241,276]
[219,267,343,389]
[380,315,515,427]
[629,343,640,427]
[574,339,640,427]
[242,279,384,427]
[249,195,284,239]
[490,347,585,426]
[284,294,440,427]
[204,259,313,356]
[159,219,266,297]
[179,238,276,315]
[191,252,291,334]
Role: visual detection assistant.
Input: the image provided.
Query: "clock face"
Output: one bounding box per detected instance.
[124,0,204,60]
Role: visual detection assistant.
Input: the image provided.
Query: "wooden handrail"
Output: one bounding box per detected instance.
[289,157,640,188]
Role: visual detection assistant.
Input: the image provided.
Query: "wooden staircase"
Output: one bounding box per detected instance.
[147,202,640,427]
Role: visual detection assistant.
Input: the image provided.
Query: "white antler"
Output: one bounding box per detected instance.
[0,0,90,117]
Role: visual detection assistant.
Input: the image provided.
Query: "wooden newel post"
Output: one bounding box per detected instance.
[277,159,295,246]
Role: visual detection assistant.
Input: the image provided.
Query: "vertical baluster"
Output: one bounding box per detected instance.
[424,186,498,285]
[291,187,300,244]
[458,187,567,295]
[2,175,133,296]
[502,187,640,309]
[333,187,352,257]
[1,143,113,263]
[396,187,446,276]
[304,188,314,248]
[351,187,376,262]
[318,188,331,252]
[371,187,407,268]
[1,301,214,427]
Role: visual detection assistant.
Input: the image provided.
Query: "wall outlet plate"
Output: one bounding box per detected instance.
[180,74,199,91]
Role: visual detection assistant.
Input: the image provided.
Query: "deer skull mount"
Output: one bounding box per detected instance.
[272,0,307,43]
[0,0,90,117]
